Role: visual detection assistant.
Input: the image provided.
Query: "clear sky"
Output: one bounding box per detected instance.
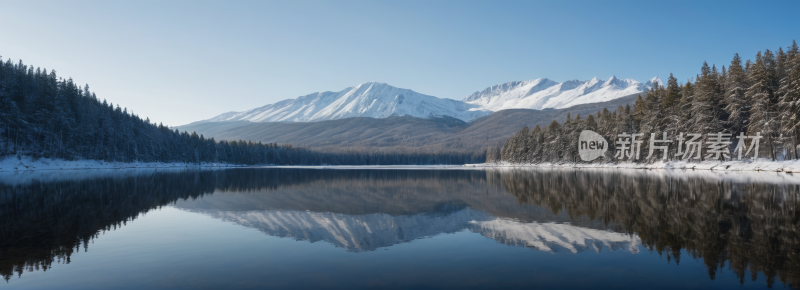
[1,0,798,126]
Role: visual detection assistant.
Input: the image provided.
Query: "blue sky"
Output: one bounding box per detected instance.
[1,0,798,126]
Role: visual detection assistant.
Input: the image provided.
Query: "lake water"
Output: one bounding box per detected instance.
[1,167,799,289]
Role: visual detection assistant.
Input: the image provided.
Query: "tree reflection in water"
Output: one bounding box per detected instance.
[495,169,800,287]
[0,168,798,288]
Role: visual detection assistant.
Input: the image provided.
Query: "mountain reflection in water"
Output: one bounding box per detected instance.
[1,168,799,288]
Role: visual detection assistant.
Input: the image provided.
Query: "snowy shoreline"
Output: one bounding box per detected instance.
[7,155,800,175]
[0,155,245,172]
[464,159,800,173]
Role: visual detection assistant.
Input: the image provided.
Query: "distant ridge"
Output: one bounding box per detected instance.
[178,93,640,151]
[463,76,662,111]
[195,82,490,124]
[192,76,660,125]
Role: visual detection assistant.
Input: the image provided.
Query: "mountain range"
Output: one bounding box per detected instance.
[177,95,639,151]
[179,76,661,152]
[464,76,662,112]
[190,76,662,125]
[188,208,640,254]
[200,82,489,123]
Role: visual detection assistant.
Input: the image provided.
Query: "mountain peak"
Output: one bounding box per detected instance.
[463,76,650,111]
[198,82,490,123]
[644,76,664,88]
[196,75,658,125]
[603,75,619,87]
[356,81,389,88]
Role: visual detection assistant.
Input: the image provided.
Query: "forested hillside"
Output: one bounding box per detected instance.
[0,57,482,165]
[498,40,800,164]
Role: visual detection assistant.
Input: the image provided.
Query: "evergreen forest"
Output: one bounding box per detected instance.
[0,57,483,165]
[498,40,800,164]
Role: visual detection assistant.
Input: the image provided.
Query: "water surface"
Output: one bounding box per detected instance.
[1,167,798,289]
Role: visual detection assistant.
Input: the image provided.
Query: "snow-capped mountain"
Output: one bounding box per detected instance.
[200,82,490,123]
[463,76,663,111]
[644,76,664,88]
[194,76,661,124]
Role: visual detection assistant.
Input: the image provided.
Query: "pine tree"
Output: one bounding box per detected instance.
[632,94,646,126]
[640,85,664,135]
[676,81,694,133]
[747,51,778,160]
[688,62,725,136]
[725,53,750,133]
[661,74,683,157]
[0,96,24,154]
[585,114,597,131]
[779,40,800,158]
[662,73,681,109]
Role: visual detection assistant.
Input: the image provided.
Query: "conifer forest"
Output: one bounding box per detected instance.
[498,40,800,164]
[0,58,483,165]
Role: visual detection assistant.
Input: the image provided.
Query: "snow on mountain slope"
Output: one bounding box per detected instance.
[201,82,490,123]
[195,76,661,124]
[644,76,664,88]
[463,76,662,111]
[185,207,639,254]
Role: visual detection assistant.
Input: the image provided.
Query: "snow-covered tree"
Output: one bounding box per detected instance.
[747,51,779,160]
[724,53,750,134]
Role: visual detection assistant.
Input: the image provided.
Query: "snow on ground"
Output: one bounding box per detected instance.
[0,155,239,172]
[466,160,800,185]
[466,159,800,173]
[0,155,248,186]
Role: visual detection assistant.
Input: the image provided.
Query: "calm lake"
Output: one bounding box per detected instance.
[1,167,799,289]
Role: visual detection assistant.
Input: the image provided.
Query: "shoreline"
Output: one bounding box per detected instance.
[464,159,800,173]
[0,156,469,172]
[8,155,800,174]
[0,155,246,172]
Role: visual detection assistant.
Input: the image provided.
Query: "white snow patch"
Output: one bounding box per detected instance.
[465,159,800,184]
[463,76,658,111]
[198,82,491,123]
[0,155,243,172]
[192,76,660,125]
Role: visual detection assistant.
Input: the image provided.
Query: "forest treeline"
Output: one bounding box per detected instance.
[497,40,800,163]
[0,57,483,165]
